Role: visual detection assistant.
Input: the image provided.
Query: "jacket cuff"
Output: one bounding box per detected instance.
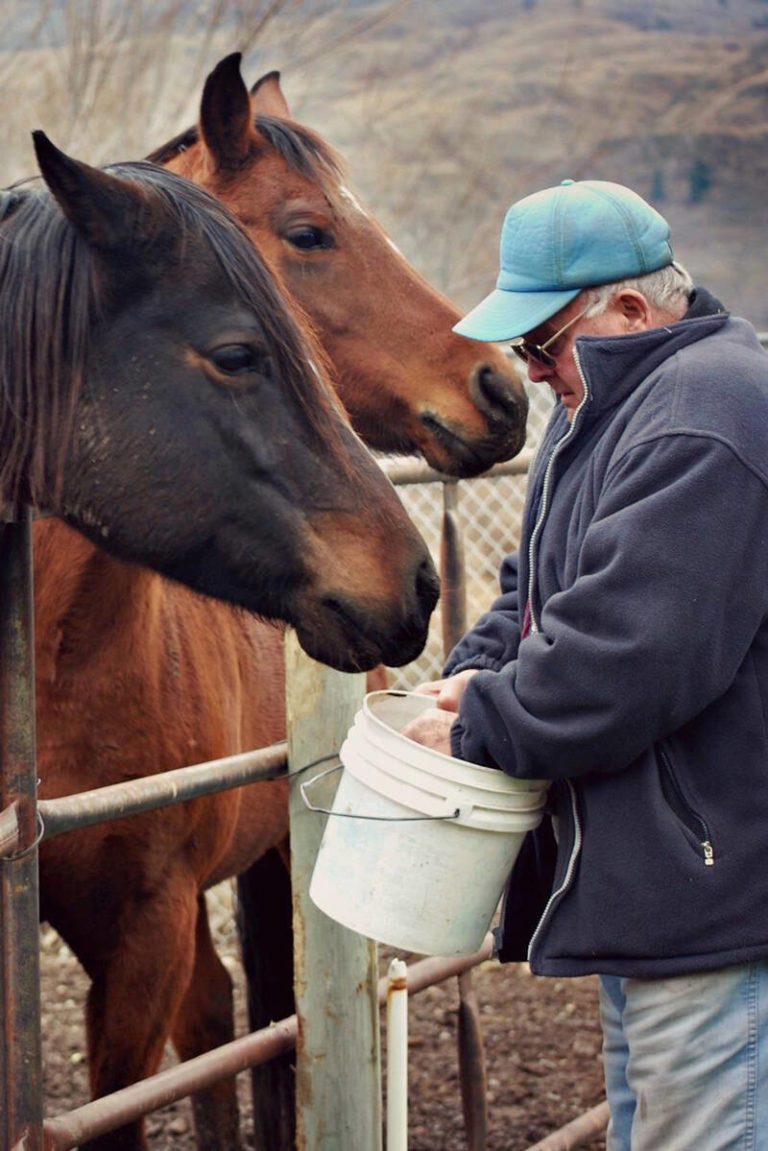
[442,653,505,678]
[450,719,465,759]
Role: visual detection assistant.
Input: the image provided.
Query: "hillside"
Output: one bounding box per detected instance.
[1,0,767,324]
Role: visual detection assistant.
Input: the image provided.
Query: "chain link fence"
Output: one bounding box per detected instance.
[387,377,553,690]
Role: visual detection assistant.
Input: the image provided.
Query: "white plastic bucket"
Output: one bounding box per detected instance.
[308,690,548,957]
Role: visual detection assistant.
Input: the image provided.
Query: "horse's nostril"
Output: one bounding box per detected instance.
[417,556,441,615]
[473,365,529,423]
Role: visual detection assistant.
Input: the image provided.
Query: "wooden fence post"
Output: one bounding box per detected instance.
[0,511,43,1150]
[285,631,382,1151]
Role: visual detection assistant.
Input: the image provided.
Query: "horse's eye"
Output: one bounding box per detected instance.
[285,226,334,251]
[210,344,271,378]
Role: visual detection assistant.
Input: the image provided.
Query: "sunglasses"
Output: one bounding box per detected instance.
[510,306,589,369]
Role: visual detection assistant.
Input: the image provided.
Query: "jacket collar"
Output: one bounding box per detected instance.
[570,288,729,421]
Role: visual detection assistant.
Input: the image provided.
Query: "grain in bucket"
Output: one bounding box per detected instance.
[307,690,548,957]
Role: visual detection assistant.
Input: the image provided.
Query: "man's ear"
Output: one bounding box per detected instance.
[613,289,652,330]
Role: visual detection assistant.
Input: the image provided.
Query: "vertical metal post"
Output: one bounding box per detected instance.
[440,481,489,1150]
[0,508,43,1150]
[440,482,467,656]
[457,968,489,1151]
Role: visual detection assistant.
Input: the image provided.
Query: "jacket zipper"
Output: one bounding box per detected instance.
[526,350,590,634]
[657,744,715,865]
[527,779,582,962]
[525,354,589,960]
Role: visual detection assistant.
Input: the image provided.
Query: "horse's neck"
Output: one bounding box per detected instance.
[32,519,158,687]
[32,518,288,760]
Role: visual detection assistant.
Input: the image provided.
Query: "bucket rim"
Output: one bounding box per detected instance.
[363,689,546,791]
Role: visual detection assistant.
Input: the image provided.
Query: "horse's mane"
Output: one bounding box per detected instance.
[0,179,92,507]
[146,115,346,195]
[0,160,347,508]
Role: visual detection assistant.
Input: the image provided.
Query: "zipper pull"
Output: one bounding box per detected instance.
[702,840,714,866]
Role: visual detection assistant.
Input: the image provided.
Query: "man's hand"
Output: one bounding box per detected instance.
[413,668,481,712]
[403,669,481,753]
[400,705,456,755]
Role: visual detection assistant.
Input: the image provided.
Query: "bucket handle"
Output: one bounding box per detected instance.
[299,763,460,822]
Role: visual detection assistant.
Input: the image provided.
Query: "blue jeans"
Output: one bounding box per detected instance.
[599,963,768,1150]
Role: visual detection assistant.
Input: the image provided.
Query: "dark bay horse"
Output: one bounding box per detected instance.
[4,133,433,653]
[35,56,526,1151]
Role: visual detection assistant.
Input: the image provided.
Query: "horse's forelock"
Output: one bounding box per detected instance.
[252,116,345,193]
[0,163,229,505]
[146,114,346,198]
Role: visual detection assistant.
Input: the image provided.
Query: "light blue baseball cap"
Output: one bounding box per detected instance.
[454,179,674,342]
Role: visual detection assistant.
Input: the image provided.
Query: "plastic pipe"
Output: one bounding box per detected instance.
[386,958,408,1151]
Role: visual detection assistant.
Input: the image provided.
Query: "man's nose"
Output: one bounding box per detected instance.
[526,358,552,384]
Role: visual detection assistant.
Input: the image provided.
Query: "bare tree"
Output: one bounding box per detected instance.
[0,0,408,178]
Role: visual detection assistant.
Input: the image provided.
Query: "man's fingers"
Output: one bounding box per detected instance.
[413,680,443,697]
[400,708,456,755]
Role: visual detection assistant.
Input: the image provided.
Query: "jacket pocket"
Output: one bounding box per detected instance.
[656,743,714,866]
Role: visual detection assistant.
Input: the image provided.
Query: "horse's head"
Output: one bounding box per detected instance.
[0,136,438,672]
[153,53,528,478]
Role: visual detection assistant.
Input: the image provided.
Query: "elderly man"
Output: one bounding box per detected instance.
[406,179,768,1149]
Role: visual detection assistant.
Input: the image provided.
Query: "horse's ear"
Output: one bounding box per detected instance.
[200,52,253,170]
[32,131,155,253]
[250,70,291,120]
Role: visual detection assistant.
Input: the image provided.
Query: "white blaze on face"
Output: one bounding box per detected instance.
[339,184,404,257]
[338,184,369,218]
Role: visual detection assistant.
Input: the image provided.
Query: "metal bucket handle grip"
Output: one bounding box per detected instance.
[299,763,460,822]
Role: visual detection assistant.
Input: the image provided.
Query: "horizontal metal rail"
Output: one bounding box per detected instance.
[40,935,495,1150]
[40,1018,298,1151]
[0,743,288,858]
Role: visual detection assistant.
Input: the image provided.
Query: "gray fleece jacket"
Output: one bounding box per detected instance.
[445,292,768,977]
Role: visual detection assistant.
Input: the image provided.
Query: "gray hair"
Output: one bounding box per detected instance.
[583,261,694,320]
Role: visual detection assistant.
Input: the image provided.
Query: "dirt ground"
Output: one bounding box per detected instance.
[40,886,607,1150]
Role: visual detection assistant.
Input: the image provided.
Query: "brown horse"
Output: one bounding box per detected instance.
[151,53,528,476]
[35,57,527,1151]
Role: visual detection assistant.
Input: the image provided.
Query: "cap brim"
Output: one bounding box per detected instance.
[452,286,582,342]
